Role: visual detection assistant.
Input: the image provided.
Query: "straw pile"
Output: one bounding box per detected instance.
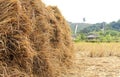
[0,0,74,77]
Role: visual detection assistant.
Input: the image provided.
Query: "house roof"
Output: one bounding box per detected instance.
[87,34,99,38]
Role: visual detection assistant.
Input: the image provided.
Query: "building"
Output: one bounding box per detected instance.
[87,34,99,40]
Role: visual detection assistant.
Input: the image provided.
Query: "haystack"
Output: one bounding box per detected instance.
[0,0,74,77]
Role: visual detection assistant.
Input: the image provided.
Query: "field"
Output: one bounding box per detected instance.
[66,42,120,77]
[75,42,120,57]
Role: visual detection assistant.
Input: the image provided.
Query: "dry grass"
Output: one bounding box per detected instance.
[75,42,120,57]
[0,0,74,77]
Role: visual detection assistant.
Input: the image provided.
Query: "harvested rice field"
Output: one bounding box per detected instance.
[66,42,120,77]
[75,42,120,57]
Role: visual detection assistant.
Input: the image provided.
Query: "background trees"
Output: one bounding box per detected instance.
[69,20,120,42]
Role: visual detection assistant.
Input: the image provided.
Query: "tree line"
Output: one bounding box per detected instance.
[69,20,120,42]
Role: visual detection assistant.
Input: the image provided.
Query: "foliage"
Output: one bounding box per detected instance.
[69,20,120,42]
[68,21,92,34]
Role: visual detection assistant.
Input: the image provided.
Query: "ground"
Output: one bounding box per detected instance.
[66,43,120,77]
[68,53,120,77]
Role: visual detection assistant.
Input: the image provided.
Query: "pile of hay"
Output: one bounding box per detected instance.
[0,0,74,77]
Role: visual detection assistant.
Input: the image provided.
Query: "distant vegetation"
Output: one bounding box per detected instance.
[68,21,92,34]
[69,20,120,42]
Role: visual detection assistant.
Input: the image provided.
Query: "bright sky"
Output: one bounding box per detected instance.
[42,0,120,24]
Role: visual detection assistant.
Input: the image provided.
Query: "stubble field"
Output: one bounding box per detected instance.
[66,42,120,77]
[75,42,120,57]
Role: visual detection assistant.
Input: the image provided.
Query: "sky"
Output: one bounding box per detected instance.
[42,0,120,24]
